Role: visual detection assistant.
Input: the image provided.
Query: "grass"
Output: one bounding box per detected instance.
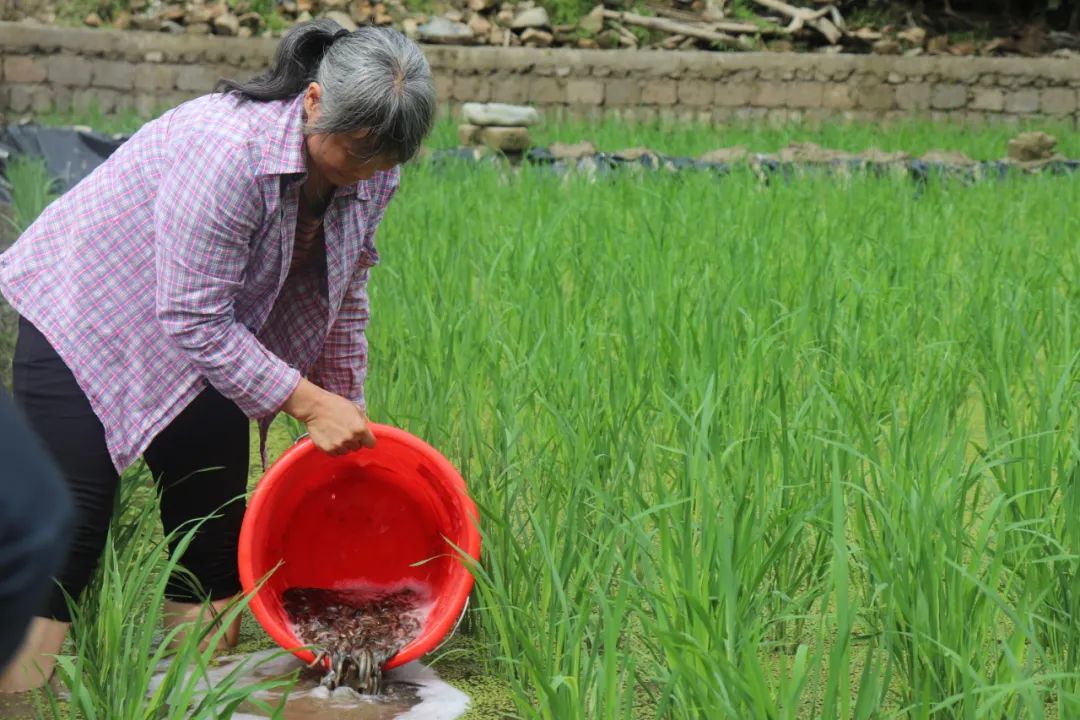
[34,106,1080,161]
[366,159,1080,718]
[5,118,1080,718]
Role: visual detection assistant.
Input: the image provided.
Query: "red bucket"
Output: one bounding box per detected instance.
[238,423,481,670]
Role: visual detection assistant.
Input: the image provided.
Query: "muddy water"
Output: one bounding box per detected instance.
[153,649,470,720]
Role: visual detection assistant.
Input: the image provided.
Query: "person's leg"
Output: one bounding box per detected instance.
[1,318,119,693]
[144,385,249,652]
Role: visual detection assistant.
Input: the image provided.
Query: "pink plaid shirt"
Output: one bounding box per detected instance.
[0,92,398,472]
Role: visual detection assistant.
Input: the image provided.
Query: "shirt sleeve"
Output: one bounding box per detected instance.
[153,134,301,418]
[308,169,400,409]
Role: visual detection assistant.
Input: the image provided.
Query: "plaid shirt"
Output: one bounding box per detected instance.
[0,92,398,472]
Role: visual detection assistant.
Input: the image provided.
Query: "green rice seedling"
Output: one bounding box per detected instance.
[3,156,56,237]
[40,464,294,720]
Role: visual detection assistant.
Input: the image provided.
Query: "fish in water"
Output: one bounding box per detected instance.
[282,587,426,694]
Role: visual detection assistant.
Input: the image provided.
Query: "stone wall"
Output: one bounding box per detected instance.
[1,20,1079,127]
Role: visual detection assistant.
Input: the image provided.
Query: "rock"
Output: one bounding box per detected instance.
[349,0,373,23]
[496,7,514,24]
[402,17,418,37]
[856,148,911,165]
[207,3,227,19]
[187,21,212,34]
[468,0,495,11]
[897,26,926,46]
[926,35,949,54]
[281,0,298,14]
[1007,131,1057,162]
[238,11,263,28]
[374,7,392,24]
[577,37,597,49]
[480,126,532,153]
[872,39,902,55]
[920,149,976,166]
[698,146,749,164]
[297,10,313,21]
[213,12,241,35]
[468,13,491,36]
[444,9,464,21]
[160,20,185,33]
[129,0,148,10]
[187,5,213,23]
[323,0,348,7]
[489,25,507,44]
[131,13,163,30]
[510,6,549,29]
[768,39,795,52]
[981,37,1012,55]
[849,26,881,42]
[238,26,253,37]
[778,142,855,164]
[949,41,976,56]
[1016,24,1046,55]
[112,10,132,29]
[144,50,165,62]
[325,10,358,30]
[614,147,658,161]
[578,4,603,34]
[463,102,541,127]
[521,27,553,46]
[550,140,597,160]
[458,124,483,145]
[161,5,185,21]
[418,17,474,43]
[83,11,101,26]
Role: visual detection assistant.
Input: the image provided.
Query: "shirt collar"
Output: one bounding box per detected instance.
[256,93,370,201]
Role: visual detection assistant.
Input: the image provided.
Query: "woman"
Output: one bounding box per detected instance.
[0,18,435,692]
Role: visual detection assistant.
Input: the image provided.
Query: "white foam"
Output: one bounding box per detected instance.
[147,649,470,720]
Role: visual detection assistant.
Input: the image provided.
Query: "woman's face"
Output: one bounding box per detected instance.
[303,82,398,186]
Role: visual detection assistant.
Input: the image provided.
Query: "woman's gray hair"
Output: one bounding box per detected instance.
[218,19,436,163]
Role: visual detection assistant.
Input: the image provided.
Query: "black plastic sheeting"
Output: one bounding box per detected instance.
[0,124,125,204]
[2,123,1078,206]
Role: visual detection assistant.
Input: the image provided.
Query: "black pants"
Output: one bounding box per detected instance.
[0,387,72,668]
[12,317,248,622]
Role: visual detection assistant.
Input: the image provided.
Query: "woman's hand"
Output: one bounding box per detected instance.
[281,378,376,455]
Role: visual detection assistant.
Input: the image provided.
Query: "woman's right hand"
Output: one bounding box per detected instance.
[281,378,376,456]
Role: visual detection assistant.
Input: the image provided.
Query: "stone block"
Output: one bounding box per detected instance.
[134,64,178,92]
[1041,87,1076,116]
[930,83,967,109]
[92,60,135,90]
[786,81,823,108]
[713,82,752,107]
[566,78,603,105]
[176,64,221,93]
[3,56,46,84]
[677,80,713,107]
[1004,89,1039,114]
[750,82,786,108]
[604,78,640,106]
[970,88,1005,112]
[47,55,92,86]
[641,80,677,105]
[452,75,491,102]
[896,83,931,111]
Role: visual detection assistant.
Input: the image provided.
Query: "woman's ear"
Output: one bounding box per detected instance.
[303,82,323,125]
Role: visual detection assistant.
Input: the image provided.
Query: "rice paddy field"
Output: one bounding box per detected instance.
[4,116,1080,719]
